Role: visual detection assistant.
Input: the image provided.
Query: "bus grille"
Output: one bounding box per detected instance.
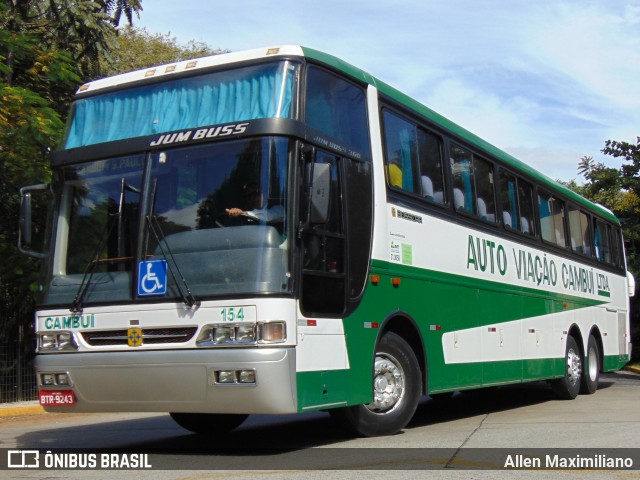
[81,327,198,346]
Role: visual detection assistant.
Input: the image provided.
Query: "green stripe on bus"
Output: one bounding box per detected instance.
[370,258,608,320]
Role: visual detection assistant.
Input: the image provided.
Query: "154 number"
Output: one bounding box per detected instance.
[220,307,245,322]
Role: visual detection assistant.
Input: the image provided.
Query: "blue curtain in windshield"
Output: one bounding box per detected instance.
[65,62,295,149]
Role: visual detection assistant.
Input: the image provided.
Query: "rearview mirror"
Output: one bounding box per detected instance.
[20,191,33,245]
[308,163,331,224]
[18,184,50,259]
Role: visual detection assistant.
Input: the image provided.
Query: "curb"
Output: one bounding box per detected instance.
[0,403,45,418]
[625,364,640,375]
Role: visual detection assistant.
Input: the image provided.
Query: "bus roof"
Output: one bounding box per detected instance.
[75,45,308,95]
[76,45,618,225]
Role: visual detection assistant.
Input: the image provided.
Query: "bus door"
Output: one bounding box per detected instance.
[298,148,347,316]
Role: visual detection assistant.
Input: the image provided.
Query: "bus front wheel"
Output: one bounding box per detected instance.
[551,335,582,400]
[170,412,249,434]
[331,331,422,437]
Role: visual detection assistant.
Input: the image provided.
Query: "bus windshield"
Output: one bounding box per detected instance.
[63,61,298,149]
[44,137,292,307]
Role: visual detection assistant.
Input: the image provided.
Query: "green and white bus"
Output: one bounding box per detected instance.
[21,45,634,437]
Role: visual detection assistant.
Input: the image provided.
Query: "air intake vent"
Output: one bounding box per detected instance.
[82,327,198,346]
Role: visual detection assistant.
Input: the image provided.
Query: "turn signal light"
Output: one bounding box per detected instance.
[260,322,286,343]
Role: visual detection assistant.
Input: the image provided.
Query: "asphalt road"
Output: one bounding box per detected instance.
[1,371,639,479]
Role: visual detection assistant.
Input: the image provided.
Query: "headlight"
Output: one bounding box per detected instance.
[213,326,234,343]
[57,332,75,349]
[40,334,57,350]
[39,372,72,387]
[196,321,285,346]
[38,331,78,352]
[209,369,257,386]
[216,370,236,383]
[236,325,256,342]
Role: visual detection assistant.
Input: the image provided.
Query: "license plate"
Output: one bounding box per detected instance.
[39,390,75,406]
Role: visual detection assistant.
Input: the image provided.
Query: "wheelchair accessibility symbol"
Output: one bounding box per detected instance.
[137,260,167,296]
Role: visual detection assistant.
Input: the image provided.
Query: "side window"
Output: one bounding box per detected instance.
[305,66,369,155]
[538,191,566,248]
[609,225,619,267]
[567,205,592,256]
[450,144,475,214]
[450,144,495,221]
[499,171,536,235]
[474,156,496,222]
[382,109,446,204]
[500,171,519,230]
[615,228,625,268]
[417,128,446,204]
[594,219,611,264]
[518,180,536,236]
[382,111,419,193]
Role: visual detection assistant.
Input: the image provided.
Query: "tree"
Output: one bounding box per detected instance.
[575,137,640,361]
[1,1,80,306]
[99,0,142,26]
[0,0,140,344]
[100,26,226,77]
[577,139,640,273]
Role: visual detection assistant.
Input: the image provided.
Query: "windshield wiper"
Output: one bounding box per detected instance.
[145,179,200,309]
[70,213,117,314]
[71,179,140,314]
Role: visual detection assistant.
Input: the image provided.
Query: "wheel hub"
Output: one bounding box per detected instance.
[367,354,405,413]
[567,347,581,386]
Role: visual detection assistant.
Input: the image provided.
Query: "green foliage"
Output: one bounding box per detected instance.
[98,0,143,26]
[101,26,227,77]
[0,83,59,339]
[43,0,116,79]
[577,139,640,268]
[605,138,640,198]
[0,0,141,342]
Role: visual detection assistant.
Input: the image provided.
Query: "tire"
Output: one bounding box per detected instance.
[170,412,248,434]
[330,332,422,437]
[580,334,600,395]
[551,335,582,400]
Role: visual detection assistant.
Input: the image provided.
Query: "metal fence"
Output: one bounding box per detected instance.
[0,340,37,403]
[1,276,38,403]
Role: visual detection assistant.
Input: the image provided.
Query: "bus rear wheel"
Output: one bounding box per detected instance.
[551,335,582,400]
[580,334,600,395]
[170,412,249,434]
[331,332,421,437]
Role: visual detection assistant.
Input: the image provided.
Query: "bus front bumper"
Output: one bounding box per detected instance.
[34,347,297,414]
